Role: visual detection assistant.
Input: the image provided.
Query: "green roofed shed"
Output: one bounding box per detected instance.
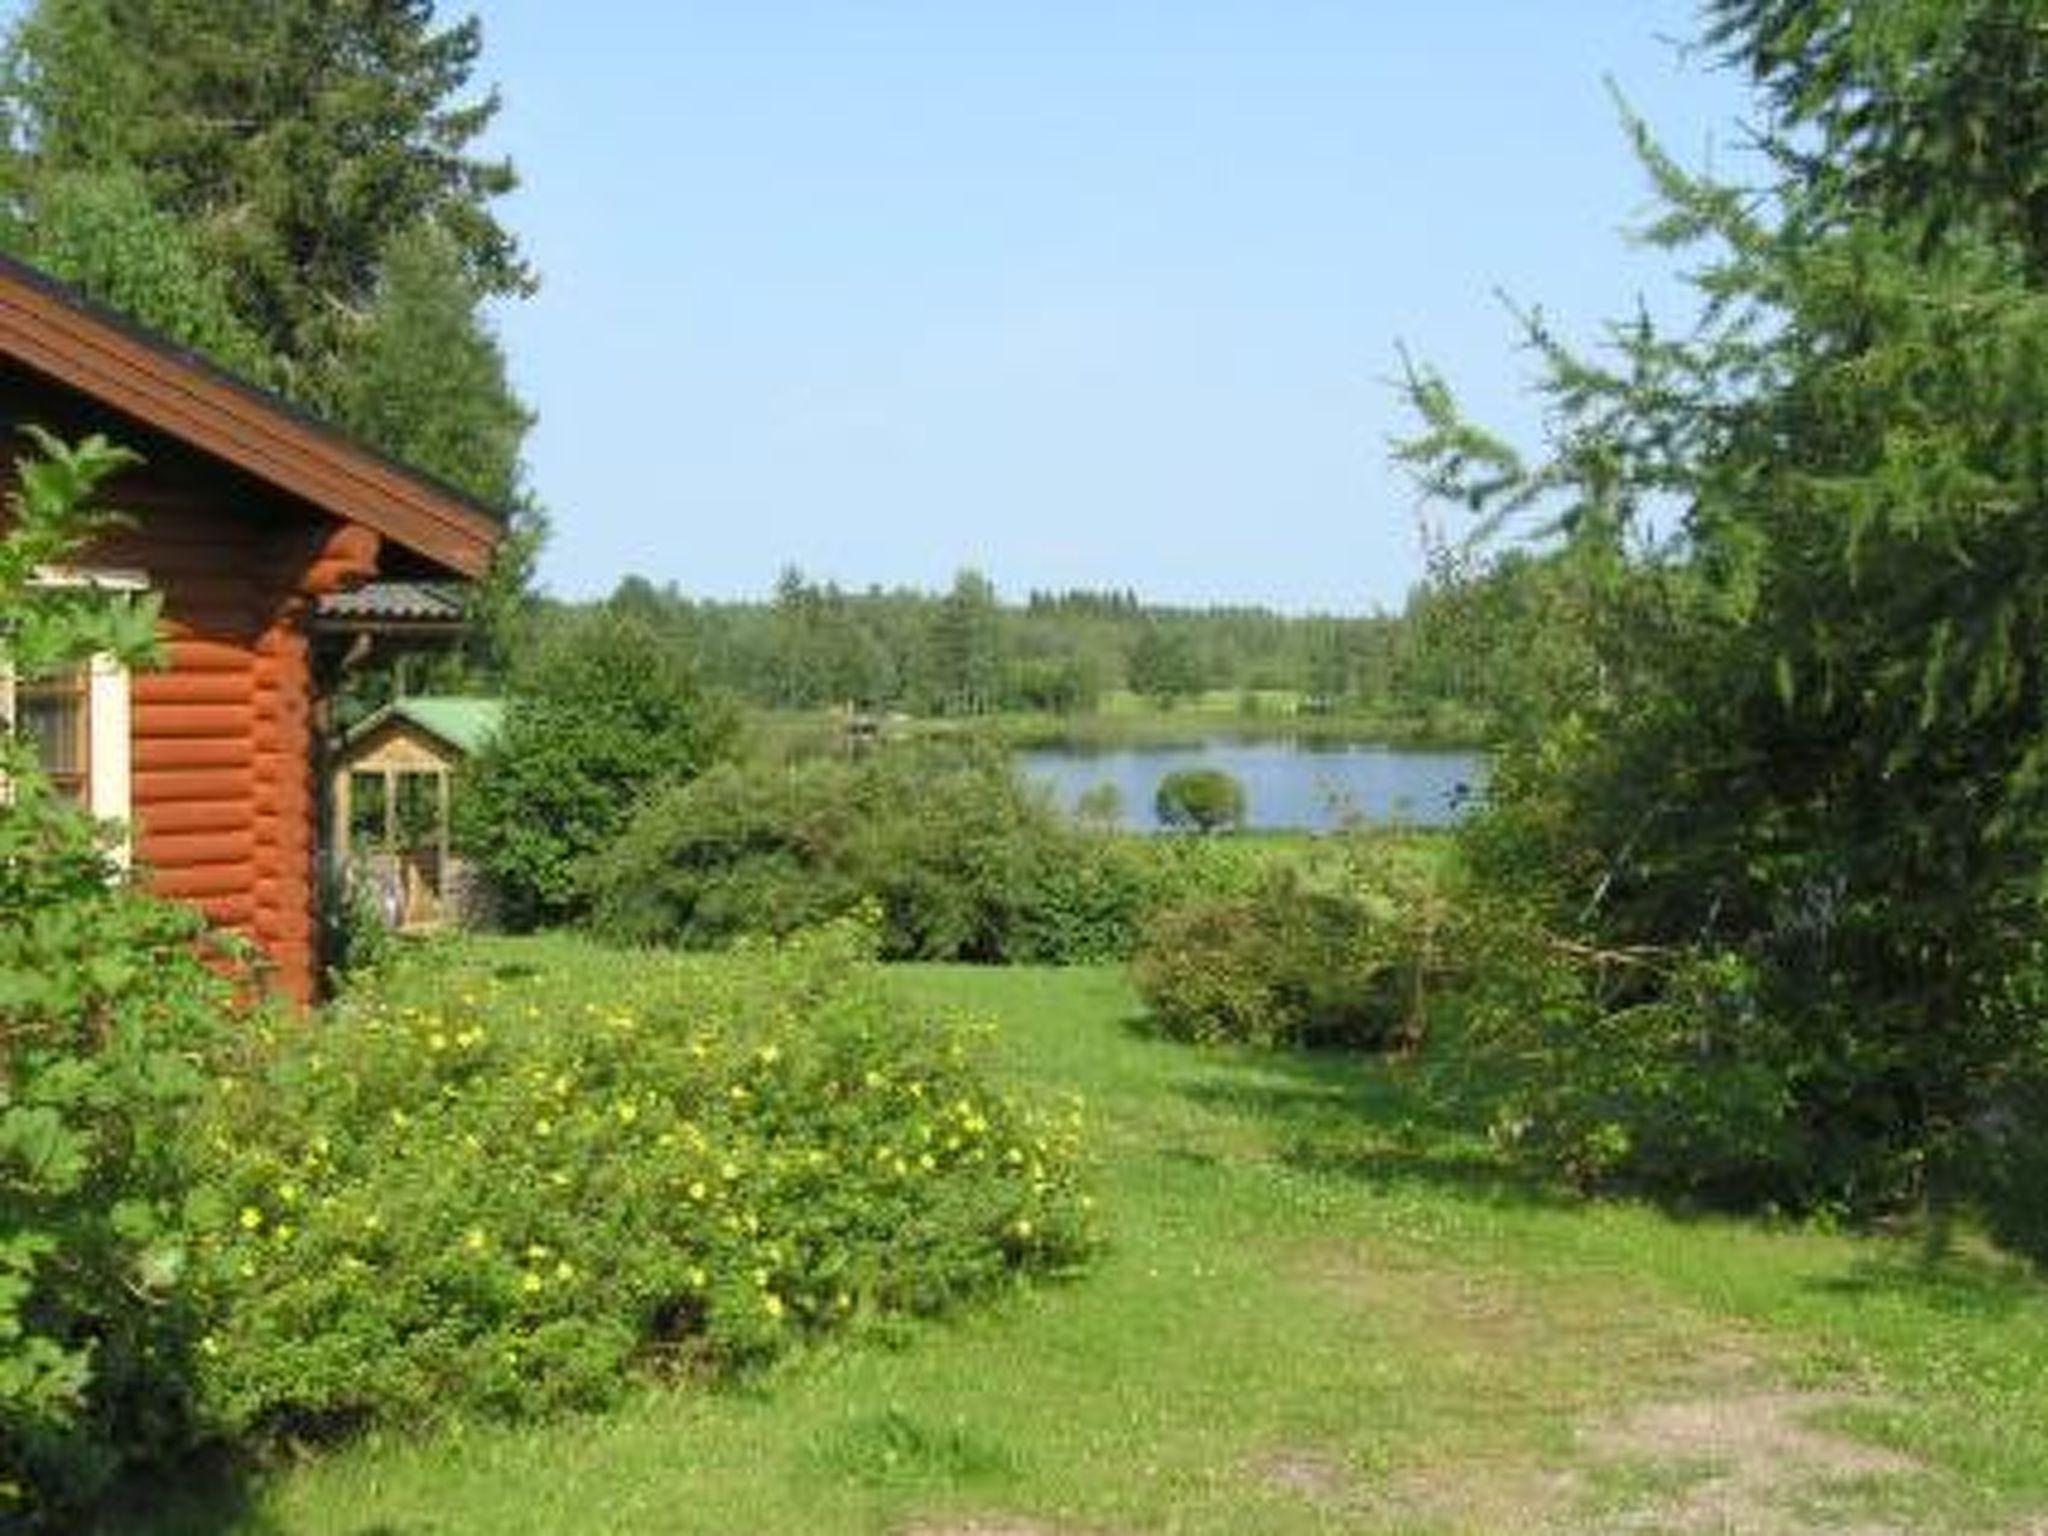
[330,695,504,930]
[355,695,505,758]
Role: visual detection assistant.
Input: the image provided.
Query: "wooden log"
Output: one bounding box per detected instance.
[133,736,251,772]
[130,704,253,739]
[190,894,255,929]
[160,639,257,674]
[142,830,256,869]
[132,672,256,707]
[150,862,255,901]
[133,767,254,805]
[132,799,251,837]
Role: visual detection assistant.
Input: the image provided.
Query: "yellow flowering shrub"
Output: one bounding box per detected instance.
[187,920,1092,1436]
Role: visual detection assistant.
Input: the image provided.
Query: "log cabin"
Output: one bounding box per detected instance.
[0,252,503,1003]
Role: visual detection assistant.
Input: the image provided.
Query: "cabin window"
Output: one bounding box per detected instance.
[2,655,132,828]
[4,570,143,836]
[15,665,91,802]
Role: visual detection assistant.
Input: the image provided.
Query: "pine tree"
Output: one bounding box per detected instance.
[1401,0,2048,1216]
[3,0,529,392]
[0,0,543,674]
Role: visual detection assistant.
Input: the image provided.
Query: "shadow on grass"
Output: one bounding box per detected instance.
[1144,1016,1575,1211]
[1806,1247,2047,1321]
[92,1443,437,1536]
[87,1448,280,1536]
[1143,1017,2048,1320]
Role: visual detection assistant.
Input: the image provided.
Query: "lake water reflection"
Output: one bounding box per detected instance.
[1017,739,1487,832]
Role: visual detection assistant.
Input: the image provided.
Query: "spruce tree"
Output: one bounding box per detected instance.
[1401,0,2048,1217]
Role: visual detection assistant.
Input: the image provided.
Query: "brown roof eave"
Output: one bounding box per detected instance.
[0,254,503,579]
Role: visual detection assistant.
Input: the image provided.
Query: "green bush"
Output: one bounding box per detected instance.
[185,924,1093,1435]
[1440,909,1808,1201]
[1153,768,1246,833]
[0,779,243,1522]
[1131,849,1442,1050]
[457,610,740,930]
[1425,746,1999,1213]
[0,432,243,1524]
[586,740,1154,964]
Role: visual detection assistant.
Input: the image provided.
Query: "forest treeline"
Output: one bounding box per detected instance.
[575,555,1583,734]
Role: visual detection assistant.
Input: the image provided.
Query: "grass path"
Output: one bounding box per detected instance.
[138,964,2048,1534]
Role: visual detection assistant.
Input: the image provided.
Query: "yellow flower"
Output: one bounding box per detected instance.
[687,1181,708,1201]
[238,1206,263,1231]
[762,1293,785,1319]
[554,1260,575,1282]
[521,1272,544,1294]
[1012,1218,1034,1239]
[464,1228,488,1253]
[758,1043,782,1066]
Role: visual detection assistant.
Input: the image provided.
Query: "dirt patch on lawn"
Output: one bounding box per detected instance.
[1251,1446,1350,1502]
[1582,1387,1921,1534]
[1285,1240,1980,1532]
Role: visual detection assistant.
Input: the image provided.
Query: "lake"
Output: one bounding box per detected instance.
[1016,739,1486,832]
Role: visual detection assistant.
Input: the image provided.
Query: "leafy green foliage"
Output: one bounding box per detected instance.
[186,925,1093,1435]
[457,611,740,931]
[1131,844,1445,1050]
[1396,0,2048,1226]
[589,570,1500,739]
[1,167,266,377]
[0,0,542,690]
[3,0,528,384]
[1126,622,1202,708]
[328,222,530,508]
[585,741,1154,964]
[0,431,244,1523]
[1152,768,1246,834]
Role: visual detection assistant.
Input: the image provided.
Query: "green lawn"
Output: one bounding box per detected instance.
[128,957,2048,1535]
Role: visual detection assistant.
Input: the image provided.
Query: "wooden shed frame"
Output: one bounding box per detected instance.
[331,696,501,931]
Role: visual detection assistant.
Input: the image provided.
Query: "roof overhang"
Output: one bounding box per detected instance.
[0,254,504,579]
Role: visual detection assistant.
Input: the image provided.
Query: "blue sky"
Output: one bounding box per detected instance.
[485,4,1753,610]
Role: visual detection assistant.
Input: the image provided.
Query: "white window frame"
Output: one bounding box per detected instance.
[2,567,146,860]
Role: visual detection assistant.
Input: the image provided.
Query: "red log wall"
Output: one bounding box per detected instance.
[94,497,377,1005]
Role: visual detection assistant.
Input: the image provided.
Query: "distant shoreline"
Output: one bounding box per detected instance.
[745,699,1493,756]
